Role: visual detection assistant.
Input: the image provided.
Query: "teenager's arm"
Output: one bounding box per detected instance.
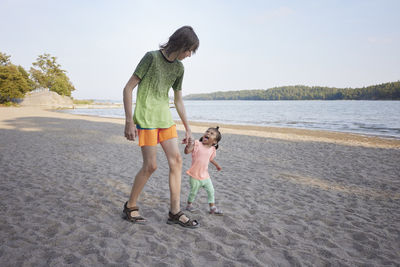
[123,74,140,141]
[174,89,193,144]
[210,159,222,171]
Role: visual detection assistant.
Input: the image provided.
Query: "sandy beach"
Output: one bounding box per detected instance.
[1,106,399,266]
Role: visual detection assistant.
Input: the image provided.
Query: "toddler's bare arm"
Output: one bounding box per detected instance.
[210,159,222,171]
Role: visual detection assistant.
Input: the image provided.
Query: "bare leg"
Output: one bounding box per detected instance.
[161,138,199,225]
[127,145,157,210]
[160,138,183,215]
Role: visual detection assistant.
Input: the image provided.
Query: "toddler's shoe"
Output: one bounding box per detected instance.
[209,206,223,215]
[186,204,196,212]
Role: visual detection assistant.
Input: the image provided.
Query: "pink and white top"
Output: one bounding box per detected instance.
[186,140,216,180]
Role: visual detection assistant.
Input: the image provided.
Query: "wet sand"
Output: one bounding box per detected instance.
[1,107,399,266]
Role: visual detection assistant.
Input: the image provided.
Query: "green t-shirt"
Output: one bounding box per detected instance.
[133,50,184,129]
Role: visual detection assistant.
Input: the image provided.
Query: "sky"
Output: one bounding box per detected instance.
[2,0,400,100]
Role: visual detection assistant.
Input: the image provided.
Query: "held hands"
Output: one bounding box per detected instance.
[124,121,138,141]
[181,130,194,145]
[182,131,194,154]
[181,137,194,145]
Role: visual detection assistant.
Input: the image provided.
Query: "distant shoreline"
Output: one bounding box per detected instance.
[1,106,399,149]
[60,100,400,141]
[58,106,400,146]
[183,81,400,100]
[72,103,123,109]
[175,120,400,149]
[72,99,400,103]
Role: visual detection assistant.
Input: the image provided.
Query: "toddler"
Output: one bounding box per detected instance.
[184,126,223,215]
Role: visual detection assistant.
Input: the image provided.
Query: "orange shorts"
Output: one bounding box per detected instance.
[137,125,178,147]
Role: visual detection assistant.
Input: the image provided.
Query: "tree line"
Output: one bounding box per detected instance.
[0,52,75,104]
[184,82,400,101]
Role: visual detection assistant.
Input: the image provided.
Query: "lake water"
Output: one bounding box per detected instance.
[60,100,400,139]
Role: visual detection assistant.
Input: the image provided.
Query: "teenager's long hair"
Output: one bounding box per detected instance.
[199,126,222,150]
[160,26,199,56]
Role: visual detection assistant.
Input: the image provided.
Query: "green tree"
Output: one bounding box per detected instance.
[0,65,29,103]
[17,65,35,91]
[0,52,35,104]
[183,81,400,100]
[30,53,75,96]
[0,52,11,66]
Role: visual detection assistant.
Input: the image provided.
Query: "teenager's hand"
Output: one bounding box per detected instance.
[124,121,138,141]
[216,166,222,171]
[188,136,194,144]
[182,130,193,145]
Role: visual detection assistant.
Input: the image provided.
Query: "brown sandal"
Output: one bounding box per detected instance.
[123,202,146,224]
[167,211,199,228]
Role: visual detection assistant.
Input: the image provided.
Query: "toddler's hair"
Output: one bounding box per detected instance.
[199,126,222,150]
[160,26,199,56]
